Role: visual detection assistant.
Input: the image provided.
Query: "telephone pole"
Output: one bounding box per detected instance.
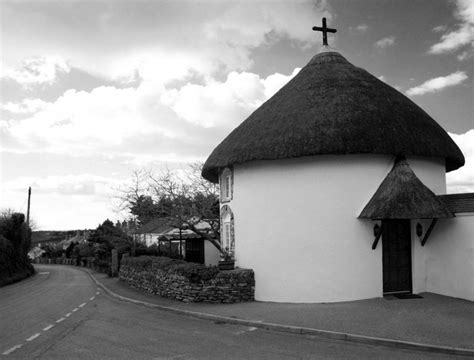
[26,187,31,227]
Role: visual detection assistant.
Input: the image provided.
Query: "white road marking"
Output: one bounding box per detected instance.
[38,272,50,275]
[248,327,258,331]
[2,344,23,355]
[65,312,72,317]
[89,296,95,301]
[56,317,65,323]
[72,308,79,312]
[78,302,86,308]
[96,291,100,295]
[43,325,54,331]
[26,333,41,342]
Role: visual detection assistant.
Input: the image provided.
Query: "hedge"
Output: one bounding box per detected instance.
[120,256,218,283]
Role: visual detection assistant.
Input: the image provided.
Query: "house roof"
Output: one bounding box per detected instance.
[136,217,174,235]
[437,193,474,214]
[359,157,454,220]
[202,51,464,183]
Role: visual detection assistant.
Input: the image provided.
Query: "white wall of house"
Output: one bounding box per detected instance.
[204,241,221,266]
[231,154,446,303]
[412,215,474,301]
[144,234,159,247]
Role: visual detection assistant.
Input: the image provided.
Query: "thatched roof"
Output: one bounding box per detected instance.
[136,218,174,235]
[437,193,474,214]
[359,157,454,219]
[202,52,464,183]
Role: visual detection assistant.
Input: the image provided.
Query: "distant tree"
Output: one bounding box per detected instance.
[89,219,131,258]
[116,163,221,252]
[129,195,162,225]
[0,210,34,285]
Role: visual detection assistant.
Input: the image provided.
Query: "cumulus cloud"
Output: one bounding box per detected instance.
[1,98,49,114]
[406,71,468,96]
[1,67,299,163]
[374,36,396,49]
[429,0,474,56]
[1,56,70,87]
[447,130,474,193]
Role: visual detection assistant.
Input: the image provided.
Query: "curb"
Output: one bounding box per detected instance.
[83,269,474,357]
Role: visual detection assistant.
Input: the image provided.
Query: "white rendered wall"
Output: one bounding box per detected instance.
[408,156,447,295]
[413,215,474,301]
[205,241,221,266]
[231,154,446,303]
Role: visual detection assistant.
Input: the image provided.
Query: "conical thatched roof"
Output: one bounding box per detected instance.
[202,52,464,183]
[359,157,454,219]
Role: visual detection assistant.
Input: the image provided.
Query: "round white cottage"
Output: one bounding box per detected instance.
[202,52,464,303]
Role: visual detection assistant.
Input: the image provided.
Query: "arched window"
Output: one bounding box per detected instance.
[220,167,233,203]
[220,205,234,254]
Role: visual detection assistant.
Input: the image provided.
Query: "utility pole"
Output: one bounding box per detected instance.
[26,186,31,227]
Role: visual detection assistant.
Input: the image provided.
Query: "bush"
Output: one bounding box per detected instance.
[121,256,219,283]
[0,212,34,286]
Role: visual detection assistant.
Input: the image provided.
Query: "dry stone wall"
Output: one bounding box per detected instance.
[119,259,254,303]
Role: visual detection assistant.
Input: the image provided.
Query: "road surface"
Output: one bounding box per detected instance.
[0,265,465,359]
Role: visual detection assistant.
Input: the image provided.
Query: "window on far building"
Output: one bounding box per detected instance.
[221,205,234,254]
[220,167,233,202]
[224,222,231,250]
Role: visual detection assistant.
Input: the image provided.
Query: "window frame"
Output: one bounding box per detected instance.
[220,167,233,203]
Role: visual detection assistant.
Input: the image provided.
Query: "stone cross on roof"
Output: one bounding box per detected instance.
[312,17,337,46]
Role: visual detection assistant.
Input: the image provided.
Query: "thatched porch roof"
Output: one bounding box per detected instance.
[359,157,454,220]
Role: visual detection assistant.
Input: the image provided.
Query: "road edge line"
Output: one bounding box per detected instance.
[80,268,474,357]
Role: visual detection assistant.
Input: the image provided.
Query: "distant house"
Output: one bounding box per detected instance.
[135,218,174,247]
[135,218,220,266]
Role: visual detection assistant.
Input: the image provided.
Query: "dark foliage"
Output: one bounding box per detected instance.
[0,212,34,286]
[122,256,218,283]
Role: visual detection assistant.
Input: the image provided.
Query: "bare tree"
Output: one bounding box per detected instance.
[115,163,222,252]
[148,163,221,251]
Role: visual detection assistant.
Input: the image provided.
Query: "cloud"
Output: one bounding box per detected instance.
[429,0,474,55]
[1,56,70,87]
[3,174,120,197]
[1,67,299,163]
[0,173,124,229]
[457,50,473,61]
[352,24,369,34]
[1,98,49,114]
[447,130,474,193]
[432,25,448,33]
[2,2,329,85]
[374,36,395,49]
[406,71,468,96]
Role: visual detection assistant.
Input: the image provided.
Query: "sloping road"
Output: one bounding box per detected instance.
[0,265,467,359]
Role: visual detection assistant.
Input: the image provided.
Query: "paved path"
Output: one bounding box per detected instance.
[0,265,467,359]
[96,271,474,352]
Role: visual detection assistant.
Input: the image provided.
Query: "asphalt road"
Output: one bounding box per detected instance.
[0,265,467,359]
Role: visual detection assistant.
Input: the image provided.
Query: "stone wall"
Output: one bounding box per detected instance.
[119,261,254,303]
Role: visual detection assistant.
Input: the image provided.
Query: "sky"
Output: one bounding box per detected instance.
[1,0,473,231]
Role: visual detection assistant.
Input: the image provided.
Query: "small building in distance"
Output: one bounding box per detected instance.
[202,51,472,303]
[135,217,220,266]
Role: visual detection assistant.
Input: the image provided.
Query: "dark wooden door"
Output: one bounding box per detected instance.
[185,239,205,264]
[382,219,412,294]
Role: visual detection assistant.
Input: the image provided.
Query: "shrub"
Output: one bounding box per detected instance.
[121,256,219,283]
[0,212,34,286]
[172,263,218,283]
